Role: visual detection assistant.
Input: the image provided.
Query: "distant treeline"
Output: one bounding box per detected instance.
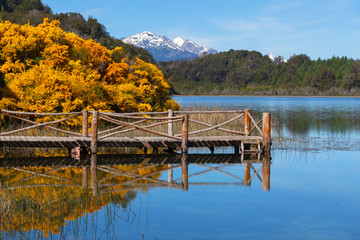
[2,0,360,96]
[0,0,155,63]
[160,50,360,96]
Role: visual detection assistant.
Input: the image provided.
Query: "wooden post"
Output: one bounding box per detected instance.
[234,146,239,154]
[245,109,252,136]
[91,110,99,154]
[82,110,89,137]
[90,154,98,196]
[82,166,88,189]
[168,109,174,136]
[153,147,158,154]
[181,114,189,154]
[262,159,270,191]
[262,112,271,152]
[181,153,188,191]
[209,147,214,154]
[168,109,175,152]
[244,162,251,186]
[168,164,173,184]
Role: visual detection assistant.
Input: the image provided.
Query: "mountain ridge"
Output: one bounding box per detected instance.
[123,31,217,62]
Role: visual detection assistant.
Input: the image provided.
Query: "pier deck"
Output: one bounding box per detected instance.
[0,109,270,154]
[0,135,263,149]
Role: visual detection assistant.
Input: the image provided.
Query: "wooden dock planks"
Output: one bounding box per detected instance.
[0,135,263,150]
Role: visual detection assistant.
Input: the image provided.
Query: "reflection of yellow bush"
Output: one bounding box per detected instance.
[0,164,168,237]
[0,19,180,123]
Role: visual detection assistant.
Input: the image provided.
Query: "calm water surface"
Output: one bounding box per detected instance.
[1,96,359,239]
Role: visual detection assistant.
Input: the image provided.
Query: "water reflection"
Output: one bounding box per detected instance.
[175,96,360,137]
[0,153,270,238]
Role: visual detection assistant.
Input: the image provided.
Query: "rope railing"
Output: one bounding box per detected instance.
[98,119,147,136]
[100,111,183,120]
[174,110,245,114]
[247,112,263,137]
[98,111,169,116]
[1,109,82,116]
[97,114,183,141]
[0,109,263,138]
[175,113,245,136]
[98,114,182,141]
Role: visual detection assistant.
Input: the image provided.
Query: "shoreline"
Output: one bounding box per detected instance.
[171,95,360,98]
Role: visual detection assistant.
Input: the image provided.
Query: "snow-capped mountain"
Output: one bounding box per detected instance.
[172,37,217,56]
[122,31,217,62]
[266,53,287,64]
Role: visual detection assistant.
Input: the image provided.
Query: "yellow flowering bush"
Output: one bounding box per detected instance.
[0,18,180,115]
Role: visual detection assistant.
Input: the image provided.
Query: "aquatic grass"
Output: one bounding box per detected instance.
[0,183,138,239]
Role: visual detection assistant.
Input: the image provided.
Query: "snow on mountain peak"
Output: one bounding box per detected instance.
[122,31,217,61]
[173,37,186,48]
[173,37,217,56]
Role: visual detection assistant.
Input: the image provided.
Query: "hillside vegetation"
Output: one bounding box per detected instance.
[0,19,180,116]
[2,0,359,96]
[160,50,360,95]
[0,0,155,63]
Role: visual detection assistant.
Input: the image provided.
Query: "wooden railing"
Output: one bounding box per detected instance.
[93,110,187,153]
[0,109,270,154]
[0,109,83,137]
[172,109,264,137]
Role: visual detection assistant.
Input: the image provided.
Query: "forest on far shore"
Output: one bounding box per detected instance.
[159,50,360,96]
[1,0,360,96]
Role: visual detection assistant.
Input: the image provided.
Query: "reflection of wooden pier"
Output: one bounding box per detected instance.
[0,153,267,167]
[0,153,271,193]
[0,109,271,154]
[0,153,271,238]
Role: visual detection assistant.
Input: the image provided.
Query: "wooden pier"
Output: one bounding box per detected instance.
[0,109,271,155]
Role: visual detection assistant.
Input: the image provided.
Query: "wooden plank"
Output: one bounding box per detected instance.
[0,135,264,150]
[0,114,81,136]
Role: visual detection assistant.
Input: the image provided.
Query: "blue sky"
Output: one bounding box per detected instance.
[42,0,360,60]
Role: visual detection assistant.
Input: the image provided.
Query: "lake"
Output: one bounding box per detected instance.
[1,96,360,239]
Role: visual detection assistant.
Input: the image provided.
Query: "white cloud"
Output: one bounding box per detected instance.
[212,17,293,35]
[82,8,102,18]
